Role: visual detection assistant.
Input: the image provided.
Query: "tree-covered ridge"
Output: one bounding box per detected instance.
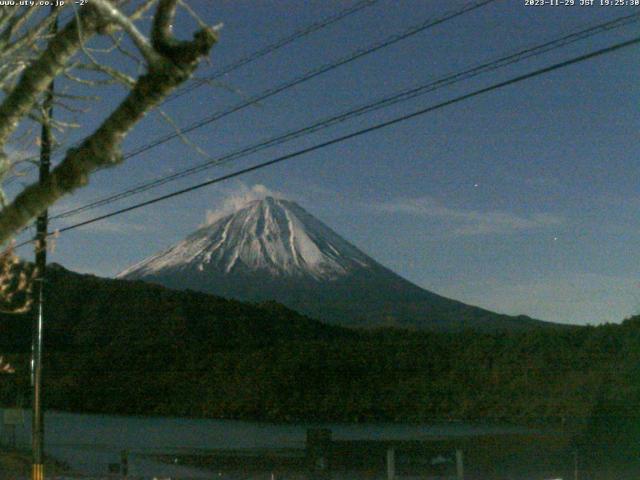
[0,265,637,427]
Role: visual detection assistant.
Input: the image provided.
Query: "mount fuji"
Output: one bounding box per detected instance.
[118,196,549,331]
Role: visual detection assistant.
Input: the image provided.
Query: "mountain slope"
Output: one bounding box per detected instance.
[0,263,617,427]
[119,197,373,280]
[119,196,552,331]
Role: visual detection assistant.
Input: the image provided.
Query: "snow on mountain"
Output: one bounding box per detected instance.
[119,196,374,282]
[119,195,552,331]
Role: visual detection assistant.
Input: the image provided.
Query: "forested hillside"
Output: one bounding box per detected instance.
[0,265,637,428]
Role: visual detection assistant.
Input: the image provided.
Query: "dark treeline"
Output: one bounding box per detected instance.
[0,265,638,436]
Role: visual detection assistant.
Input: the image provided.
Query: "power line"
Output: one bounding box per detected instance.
[9,0,501,242]
[39,34,639,242]
[49,0,497,219]
[167,0,379,103]
[12,0,495,188]
[121,0,497,160]
[3,0,378,185]
[51,11,640,221]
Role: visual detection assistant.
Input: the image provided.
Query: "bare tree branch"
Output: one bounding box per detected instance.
[0,1,218,244]
[130,0,158,20]
[0,8,104,152]
[90,0,162,65]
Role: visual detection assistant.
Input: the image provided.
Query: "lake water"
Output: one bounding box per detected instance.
[0,409,530,478]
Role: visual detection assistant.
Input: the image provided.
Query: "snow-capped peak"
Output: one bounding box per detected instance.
[118,197,373,281]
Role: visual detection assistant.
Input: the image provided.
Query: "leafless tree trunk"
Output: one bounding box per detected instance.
[0,0,218,245]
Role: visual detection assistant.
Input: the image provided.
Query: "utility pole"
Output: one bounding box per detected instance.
[456,449,464,480]
[32,7,57,480]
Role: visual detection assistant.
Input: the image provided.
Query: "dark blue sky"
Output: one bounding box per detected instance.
[10,0,640,325]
